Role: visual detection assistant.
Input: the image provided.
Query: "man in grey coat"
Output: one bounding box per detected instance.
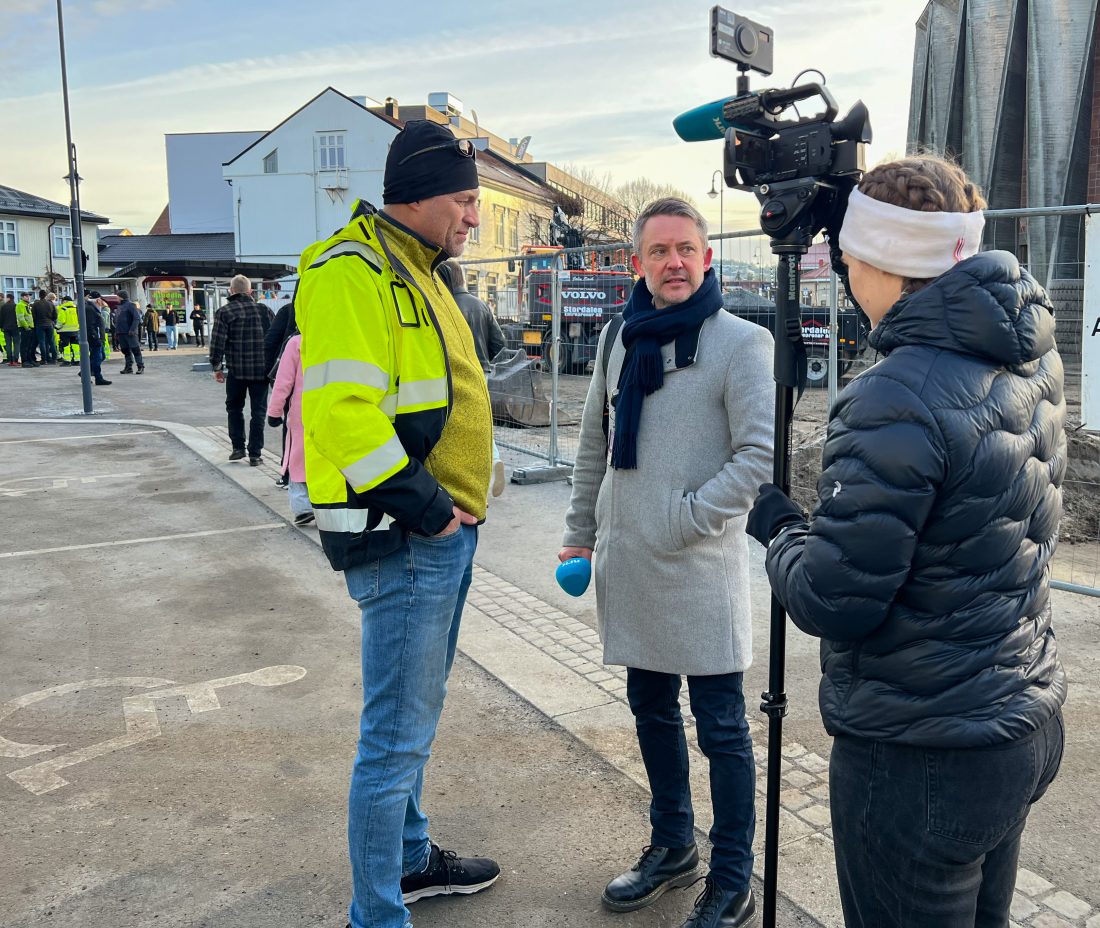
[561,197,773,928]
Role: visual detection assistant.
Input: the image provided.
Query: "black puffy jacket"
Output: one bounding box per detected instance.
[766,251,1067,748]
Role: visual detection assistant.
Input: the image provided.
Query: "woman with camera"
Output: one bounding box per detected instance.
[746,156,1067,928]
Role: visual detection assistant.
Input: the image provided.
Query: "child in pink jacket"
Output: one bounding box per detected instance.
[266,334,313,525]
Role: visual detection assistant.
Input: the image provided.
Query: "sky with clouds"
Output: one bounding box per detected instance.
[0,0,930,237]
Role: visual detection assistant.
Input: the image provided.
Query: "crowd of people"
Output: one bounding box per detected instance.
[0,289,209,378]
[1,289,111,383]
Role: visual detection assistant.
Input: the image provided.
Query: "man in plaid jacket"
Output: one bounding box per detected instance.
[209,274,274,465]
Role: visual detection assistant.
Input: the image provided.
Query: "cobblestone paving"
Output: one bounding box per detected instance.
[198,420,1098,928]
[464,563,1098,928]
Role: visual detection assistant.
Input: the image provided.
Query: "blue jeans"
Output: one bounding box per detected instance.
[626,668,756,893]
[36,325,56,363]
[344,524,478,928]
[829,709,1064,928]
[165,324,177,348]
[88,341,104,379]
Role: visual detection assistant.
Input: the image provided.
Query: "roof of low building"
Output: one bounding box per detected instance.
[97,231,293,279]
[98,232,236,265]
[0,184,109,223]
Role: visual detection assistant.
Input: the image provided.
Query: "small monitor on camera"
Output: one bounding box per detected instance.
[710,6,773,76]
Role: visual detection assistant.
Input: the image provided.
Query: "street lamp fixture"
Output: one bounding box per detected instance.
[708,169,724,290]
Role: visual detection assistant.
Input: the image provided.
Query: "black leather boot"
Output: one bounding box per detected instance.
[680,876,756,927]
[601,844,699,912]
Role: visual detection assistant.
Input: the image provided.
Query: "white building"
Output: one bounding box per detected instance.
[222,87,396,266]
[165,131,265,234]
[0,184,106,296]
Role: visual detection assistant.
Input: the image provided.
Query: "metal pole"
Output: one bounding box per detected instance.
[56,0,92,414]
[828,268,839,405]
[548,264,562,467]
[720,184,725,289]
[761,250,798,928]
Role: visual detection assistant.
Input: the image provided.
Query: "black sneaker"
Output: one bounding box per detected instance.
[293,512,315,526]
[400,844,500,904]
[135,367,144,374]
[229,449,246,461]
[119,367,133,374]
[248,456,262,467]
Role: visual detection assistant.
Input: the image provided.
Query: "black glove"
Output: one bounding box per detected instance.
[267,415,283,428]
[746,483,805,547]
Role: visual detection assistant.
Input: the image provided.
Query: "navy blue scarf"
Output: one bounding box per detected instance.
[611,269,722,469]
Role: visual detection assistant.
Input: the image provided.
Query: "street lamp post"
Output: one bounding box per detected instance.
[708,169,724,290]
[55,0,92,414]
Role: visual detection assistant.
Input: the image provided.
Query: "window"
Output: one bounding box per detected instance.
[469,223,480,244]
[495,207,505,247]
[2,275,36,293]
[263,149,278,174]
[52,225,72,259]
[509,214,519,251]
[318,133,346,171]
[0,220,17,254]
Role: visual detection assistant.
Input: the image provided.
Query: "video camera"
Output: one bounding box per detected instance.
[672,16,874,928]
[674,6,872,248]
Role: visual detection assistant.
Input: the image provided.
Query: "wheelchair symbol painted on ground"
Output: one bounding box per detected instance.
[0,472,141,498]
[0,665,307,795]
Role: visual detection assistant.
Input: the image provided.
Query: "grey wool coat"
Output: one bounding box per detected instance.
[563,310,775,675]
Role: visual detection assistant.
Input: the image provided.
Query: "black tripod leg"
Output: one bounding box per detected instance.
[761,252,800,928]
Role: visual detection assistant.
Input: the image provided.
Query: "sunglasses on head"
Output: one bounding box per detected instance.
[396,137,476,166]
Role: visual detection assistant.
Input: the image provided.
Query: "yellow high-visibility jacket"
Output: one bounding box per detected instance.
[16,301,33,329]
[296,200,492,571]
[57,301,80,333]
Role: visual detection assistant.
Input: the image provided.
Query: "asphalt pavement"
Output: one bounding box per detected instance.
[1,351,1098,928]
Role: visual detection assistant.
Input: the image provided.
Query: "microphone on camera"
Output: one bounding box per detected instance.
[673,97,740,141]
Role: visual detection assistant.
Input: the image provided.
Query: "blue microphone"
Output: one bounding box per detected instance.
[556,557,592,597]
[673,97,739,142]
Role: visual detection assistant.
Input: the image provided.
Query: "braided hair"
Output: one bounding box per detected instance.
[857,155,986,295]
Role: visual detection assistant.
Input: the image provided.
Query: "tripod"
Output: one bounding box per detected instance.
[753,177,842,928]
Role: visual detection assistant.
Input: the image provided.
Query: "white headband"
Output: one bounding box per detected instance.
[838,188,985,279]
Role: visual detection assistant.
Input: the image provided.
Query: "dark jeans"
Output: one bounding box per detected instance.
[88,341,104,379]
[36,325,56,363]
[225,374,269,456]
[3,329,17,363]
[626,667,755,893]
[830,709,1064,928]
[120,342,143,370]
[20,329,36,364]
[146,327,158,349]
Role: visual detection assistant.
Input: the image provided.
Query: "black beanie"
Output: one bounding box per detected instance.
[383,120,479,205]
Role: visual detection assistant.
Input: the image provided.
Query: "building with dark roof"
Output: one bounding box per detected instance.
[0,184,108,296]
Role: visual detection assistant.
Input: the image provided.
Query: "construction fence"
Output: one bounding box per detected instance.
[460,205,1100,596]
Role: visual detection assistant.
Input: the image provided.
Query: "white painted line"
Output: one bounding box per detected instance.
[0,429,163,445]
[0,523,287,559]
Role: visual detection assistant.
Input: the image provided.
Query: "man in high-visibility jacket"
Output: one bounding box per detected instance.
[57,296,80,365]
[296,120,496,928]
[16,293,37,366]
